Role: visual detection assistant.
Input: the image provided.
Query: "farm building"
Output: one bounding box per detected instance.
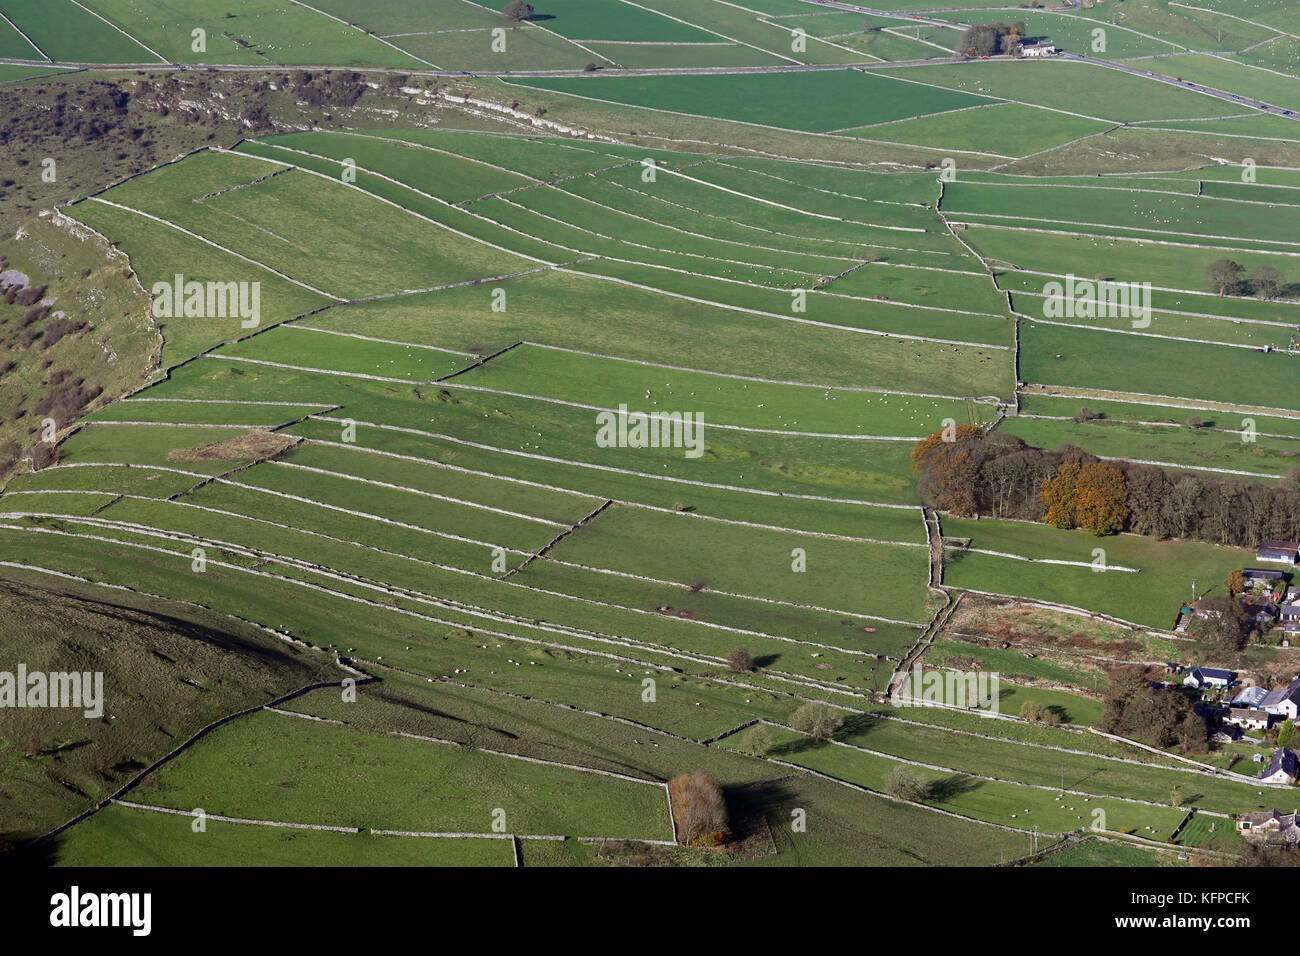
[1241,568,1286,587]
[1237,809,1300,845]
[1223,708,1270,731]
[1020,41,1057,58]
[1281,604,1300,637]
[1233,684,1269,708]
[1258,678,1300,720]
[1183,666,1233,690]
[1258,749,1300,785]
[1256,541,1300,565]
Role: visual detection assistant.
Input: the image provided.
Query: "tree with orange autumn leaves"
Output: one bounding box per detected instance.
[911,427,1128,536]
[909,424,983,517]
[1039,460,1129,536]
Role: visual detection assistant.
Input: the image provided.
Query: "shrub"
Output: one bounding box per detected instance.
[668,772,729,846]
[503,1,534,21]
[726,647,756,673]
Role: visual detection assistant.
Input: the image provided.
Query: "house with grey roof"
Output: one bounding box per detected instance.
[1258,748,1300,784]
[1233,684,1269,708]
[1280,603,1300,637]
[1019,40,1057,57]
[1259,678,1300,721]
[1237,808,1300,845]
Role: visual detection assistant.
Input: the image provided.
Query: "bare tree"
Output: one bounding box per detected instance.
[887,766,930,802]
[790,702,844,741]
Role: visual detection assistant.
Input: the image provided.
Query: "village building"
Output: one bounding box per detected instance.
[1241,568,1286,588]
[1249,603,1280,627]
[1019,41,1057,57]
[1237,809,1300,846]
[1183,666,1233,690]
[1258,748,1300,784]
[1256,541,1300,565]
[1223,707,1270,731]
[1257,678,1300,721]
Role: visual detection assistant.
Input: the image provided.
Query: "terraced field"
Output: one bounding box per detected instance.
[5,0,1300,881]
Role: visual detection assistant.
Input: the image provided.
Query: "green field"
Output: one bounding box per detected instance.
[508,69,993,132]
[6,1,1300,873]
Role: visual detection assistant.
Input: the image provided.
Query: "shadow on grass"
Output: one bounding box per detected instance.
[926,773,983,802]
[4,831,60,867]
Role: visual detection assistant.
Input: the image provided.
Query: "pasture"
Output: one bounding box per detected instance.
[7,0,1300,868]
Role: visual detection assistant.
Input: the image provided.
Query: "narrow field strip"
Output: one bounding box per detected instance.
[217,145,558,267]
[308,415,920,509]
[537,555,923,627]
[285,325,479,356]
[521,341,1003,402]
[83,196,346,300]
[0,517,880,689]
[266,461,572,527]
[0,487,908,660]
[553,267,1012,350]
[437,379,928,440]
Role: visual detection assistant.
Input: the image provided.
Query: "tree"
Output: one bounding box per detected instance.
[789,701,844,741]
[886,766,930,802]
[1176,711,1208,755]
[1040,460,1080,529]
[1205,258,1244,296]
[1251,265,1285,301]
[502,1,534,21]
[954,23,1003,57]
[742,723,772,756]
[726,646,756,673]
[1188,595,1252,652]
[910,425,983,516]
[1020,700,1046,722]
[1278,718,1296,749]
[1073,461,1129,536]
[668,772,730,846]
[1225,569,1245,597]
[1097,667,1193,748]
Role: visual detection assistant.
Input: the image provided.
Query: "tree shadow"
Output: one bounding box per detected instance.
[839,712,882,738]
[723,778,798,846]
[926,774,983,802]
[1044,704,1072,724]
[767,734,824,757]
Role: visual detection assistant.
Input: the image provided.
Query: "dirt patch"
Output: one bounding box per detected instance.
[166,429,298,463]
